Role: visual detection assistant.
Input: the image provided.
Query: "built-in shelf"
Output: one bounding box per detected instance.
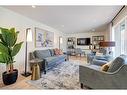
[92,35,104,50]
[67,37,76,55]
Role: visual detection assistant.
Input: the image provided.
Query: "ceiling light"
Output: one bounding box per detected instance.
[32,5,36,8]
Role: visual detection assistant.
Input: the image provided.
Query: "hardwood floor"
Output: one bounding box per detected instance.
[0,56,87,89]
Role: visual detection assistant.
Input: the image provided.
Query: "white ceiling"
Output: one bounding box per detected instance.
[4,6,121,34]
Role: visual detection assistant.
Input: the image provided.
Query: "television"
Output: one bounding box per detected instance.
[77,38,90,45]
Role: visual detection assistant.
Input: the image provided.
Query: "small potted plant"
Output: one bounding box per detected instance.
[0,27,23,85]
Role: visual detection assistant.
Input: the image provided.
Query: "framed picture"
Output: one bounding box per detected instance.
[35,27,54,47]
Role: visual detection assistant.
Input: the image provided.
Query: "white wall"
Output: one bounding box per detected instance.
[0,7,63,80]
[62,27,110,51]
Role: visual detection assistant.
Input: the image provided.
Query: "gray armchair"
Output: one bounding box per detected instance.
[87,48,111,65]
[80,55,127,89]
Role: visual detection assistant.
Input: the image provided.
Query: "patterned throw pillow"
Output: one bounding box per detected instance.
[59,49,63,55]
[54,48,60,55]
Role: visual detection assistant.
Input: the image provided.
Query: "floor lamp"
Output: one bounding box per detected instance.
[22,28,32,77]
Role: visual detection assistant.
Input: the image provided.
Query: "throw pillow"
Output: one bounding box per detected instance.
[59,49,63,55]
[101,64,109,72]
[54,48,60,55]
[101,61,112,72]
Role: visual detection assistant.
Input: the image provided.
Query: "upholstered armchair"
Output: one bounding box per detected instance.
[80,55,127,89]
[87,48,111,65]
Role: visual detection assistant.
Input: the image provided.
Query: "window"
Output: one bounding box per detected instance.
[112,18,127,57]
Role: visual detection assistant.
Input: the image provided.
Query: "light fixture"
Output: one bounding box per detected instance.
[27,28,32,42]
[32,5,36,8]
[21,28,32,77]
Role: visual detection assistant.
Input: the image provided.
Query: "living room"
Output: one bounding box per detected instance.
[0,1,127,93]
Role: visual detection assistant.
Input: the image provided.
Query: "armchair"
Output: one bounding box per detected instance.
[80,55,127,89]
[87,48,111,65]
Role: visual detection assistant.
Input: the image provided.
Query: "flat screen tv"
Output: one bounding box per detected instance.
[77,38,90,45]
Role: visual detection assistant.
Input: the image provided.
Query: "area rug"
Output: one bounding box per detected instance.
[27,61,84,89]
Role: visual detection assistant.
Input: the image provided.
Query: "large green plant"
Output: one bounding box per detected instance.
[0,27,23,73]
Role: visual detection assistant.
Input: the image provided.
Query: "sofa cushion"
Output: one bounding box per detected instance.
[94,56,107,61]
[44,56,58,63]
[44,55,67,63]
[49,49,55,56]
[34,50,51,59]
[55,55,67,59]
[107,55,126,72]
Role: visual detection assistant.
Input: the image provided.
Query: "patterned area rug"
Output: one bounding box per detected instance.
[27,61,84,89]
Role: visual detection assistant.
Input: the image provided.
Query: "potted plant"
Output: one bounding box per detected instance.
[0,27,23,85]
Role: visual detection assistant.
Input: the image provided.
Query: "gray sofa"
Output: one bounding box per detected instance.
[80,55,127,89]
[30,49,67,74]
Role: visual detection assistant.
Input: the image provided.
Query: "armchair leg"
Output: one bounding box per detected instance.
[81,83,84,89]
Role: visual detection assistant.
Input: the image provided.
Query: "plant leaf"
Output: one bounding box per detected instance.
[0,53,5,63]
[0,34,8,46]
[10,28,17,46]
[0,28,9,45]
[0,27,17,47]
[0,53,9,63]
[0,42,8,54]
[13,31,18,46]
[11,42,23,57]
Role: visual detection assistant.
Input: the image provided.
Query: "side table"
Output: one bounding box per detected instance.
[29,59,44,80]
